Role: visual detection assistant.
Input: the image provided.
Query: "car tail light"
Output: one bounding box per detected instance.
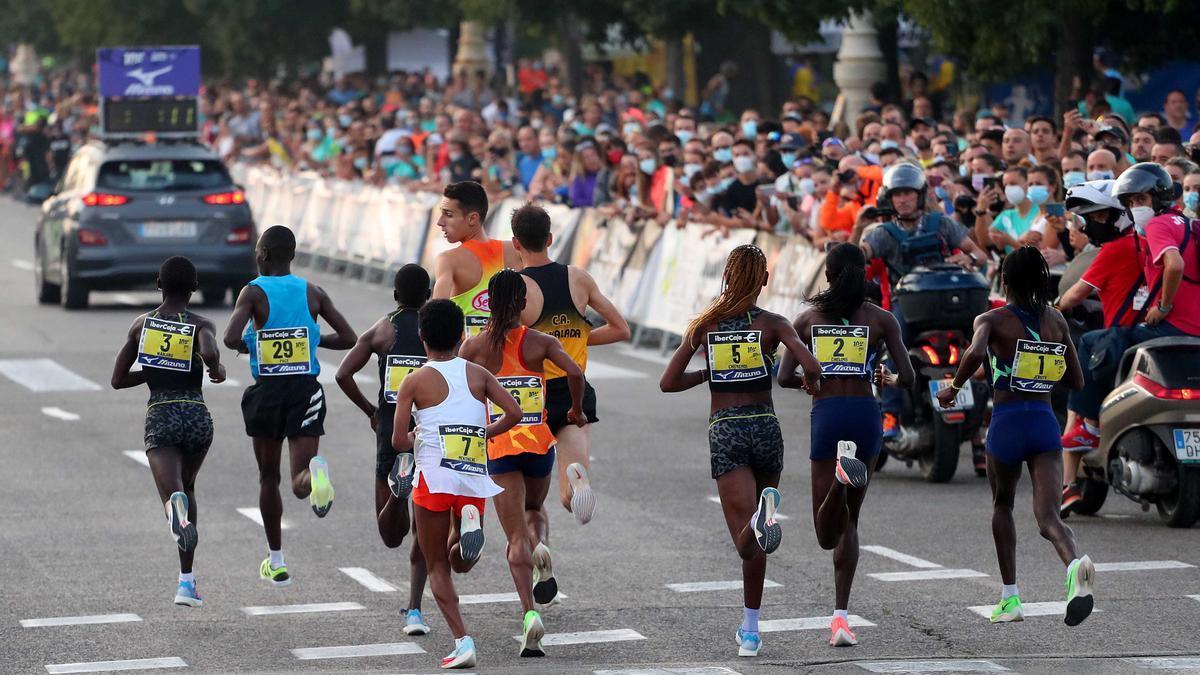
[82,192,129,207]
[226,225,253,245]
[1134,373,1200,400]
[920,345,941,365]
[943,411,966,423]
[948,343,960,365]
[78,228,109,246]
[203,190,245,205]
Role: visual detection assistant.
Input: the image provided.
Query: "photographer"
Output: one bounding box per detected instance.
[819,156,882,243]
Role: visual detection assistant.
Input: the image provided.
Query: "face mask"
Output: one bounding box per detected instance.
[733,155,756,174]
[713,147,733,164]
[1130,206,1155,235]
[683,163,702,179]
[718,176,736,191]
[623,122,640,138]
[935,186,948,201]
[542,147,557,160]
[639,158,657,175]
[552,94,564,106]
[306,128,322,141]
[1087,169,1114,181]
[861,152,880,165]
[420,120,436,132]
[661,154,678,168]
[353,157,368,171]
[741,120,758,139]
[1185,191,1199,211]
[880,139,900,150]
[799,177,816,196]
[959,163,970,177]
[971,174,987,192]
[1063,170,1085,188]
[380,156,399,170]
[530,118,543,130]
[1004,185,1026,204]
[1027,185,1049,205]
[449,152,463,162]
[781,152,796,168]
[338,114,353,128]
[676,130,694,144]
[696,191,713,204]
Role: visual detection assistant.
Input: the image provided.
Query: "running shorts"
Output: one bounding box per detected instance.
[986,400,1062,465]
[810,396,883,461]
[487,447,557,477]
[708,403,784,479]
[144,390,213,455]
[241,376,325,439]
[413,477,486,516]
[545,377,599,434]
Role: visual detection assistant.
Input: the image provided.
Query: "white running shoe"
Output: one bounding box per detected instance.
[458,504,484,563]
[835,441,869,488]
[566,463,595,524]
[166,491,197,553]
[440,636,477,669]
[750,487,782,554]
[532,542,558,605]
[1065,554,1096,626]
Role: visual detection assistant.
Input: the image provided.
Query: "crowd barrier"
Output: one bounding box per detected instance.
[233,165,830,345]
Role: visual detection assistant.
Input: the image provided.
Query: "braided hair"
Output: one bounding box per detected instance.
[1002,246,1051,314]
[685,244,768,346]
[808,243,866,321]
[484,268,526,353]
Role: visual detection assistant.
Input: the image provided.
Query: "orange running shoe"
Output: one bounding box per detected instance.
[829,615,857,647]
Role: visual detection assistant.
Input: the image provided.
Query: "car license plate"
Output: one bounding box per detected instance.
[140,221,197,238]
[1172,429,1200,464]
[929,378,975,411]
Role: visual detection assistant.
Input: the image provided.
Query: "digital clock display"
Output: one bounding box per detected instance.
[103,98,198,134]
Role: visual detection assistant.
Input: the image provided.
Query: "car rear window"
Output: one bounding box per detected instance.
[1142,347,1200,389]
[97,159,231,191]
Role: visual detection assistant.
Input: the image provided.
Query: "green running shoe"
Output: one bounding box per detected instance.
[520,610,545,657]
[990,595,1023,623]
[1064,555,1095,626]
[259,557,292,587]
[309,456,334,518]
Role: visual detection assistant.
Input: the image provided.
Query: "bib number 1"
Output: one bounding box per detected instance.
[1010,339,1067,393]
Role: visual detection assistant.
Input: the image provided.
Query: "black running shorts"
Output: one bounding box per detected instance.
[545,377,599,434]
[241,376,326,439]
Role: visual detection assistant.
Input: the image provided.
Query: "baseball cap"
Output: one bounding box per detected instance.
[908,117,934,131]
[822,137,846,150]
[1094,125,1128,144]
[780,133,806,150]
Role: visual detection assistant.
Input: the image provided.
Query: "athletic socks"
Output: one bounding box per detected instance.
[1001,583,1019,599]
[179,572,194,584]
[269,549,285,568]
[834,608,849,621]
[742,607,760,633]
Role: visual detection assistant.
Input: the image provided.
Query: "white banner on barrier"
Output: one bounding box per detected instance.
[640,224,757,336]
[761,238,827,320]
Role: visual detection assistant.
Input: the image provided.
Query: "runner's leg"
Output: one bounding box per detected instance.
[286,436,320,498]
[415,504,465,638]
[833,469,873,610]
[987,454,1022,585]
[178,451,206,574]
[492,471,535,612]
[408,511,427,610]
[811,459,845,549]
[449,507,481,574]
[1027,451,1079,566]
[375,478,410,548]
[148,447,189,569]
[554,424,591,512]
[524,473,552,551]
[252,437,285,551]
[717,466,778,610]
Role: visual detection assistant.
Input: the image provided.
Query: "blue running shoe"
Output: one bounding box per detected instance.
[403,608,430,636]
[441,635,477,669]
[735,626,761,657]
[174,580,202,608]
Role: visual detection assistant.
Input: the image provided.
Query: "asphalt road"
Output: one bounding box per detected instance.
[0,198,1197,675]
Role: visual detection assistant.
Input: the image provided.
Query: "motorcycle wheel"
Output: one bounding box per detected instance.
[920,417,961,483]
[1156,466,1200,528]
[1072,478,1109,516]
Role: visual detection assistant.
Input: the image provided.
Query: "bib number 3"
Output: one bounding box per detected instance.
[137,317,196,372]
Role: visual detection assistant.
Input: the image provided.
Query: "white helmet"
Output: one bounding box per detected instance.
[1065,179,1132,244]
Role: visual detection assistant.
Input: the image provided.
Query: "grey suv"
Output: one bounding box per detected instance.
[34,141,256,309]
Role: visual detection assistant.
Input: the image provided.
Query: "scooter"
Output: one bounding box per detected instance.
[884,264,991,482]
[1070,336,1200,527]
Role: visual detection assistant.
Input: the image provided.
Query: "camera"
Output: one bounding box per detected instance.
[837,169,858,184]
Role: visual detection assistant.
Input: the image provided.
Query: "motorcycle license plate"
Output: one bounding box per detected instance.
[1172,429,1200,464]
[929,379,974,411]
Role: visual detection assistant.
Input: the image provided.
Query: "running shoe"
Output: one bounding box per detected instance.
[458,504,484,563]
[990,595,1024,623]
[735,627,761,657]
[829,615,858,646]
[309,456,334,518]
[166,491,197,553]
[972,443,988,477]
[881,411,900,440]
[259,557,292,587]
[388,452,416,500]
[750,487,782,554]
[441,635,477,669]
[566,462,595,525]
[835,441,868,488]
[403,608,430,636]
[1065,555,1096,626]
[174,580,202,608]
[520,610,546,657]
[1061,483,1083,518]
[532,542,558,605]
[1062,421,1099,452]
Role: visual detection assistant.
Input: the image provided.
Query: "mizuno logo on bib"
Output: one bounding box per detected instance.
[1010,339,1067,393]
[706,330,768,382]
[256,327,312,376]
[811,324,870,377]
[137,317,195,371]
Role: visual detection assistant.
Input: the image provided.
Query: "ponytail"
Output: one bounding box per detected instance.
[484,269,526,353]
[809,242,867,321]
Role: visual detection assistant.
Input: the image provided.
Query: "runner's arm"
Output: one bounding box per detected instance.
[110,317,146,390]
[481,368,523,438]
[581,270,631,346]
[336,321,380,420]
[880,310,915,388]
[391,374,418,452]
[223,286,256,352]
[197,319,226,384]
[938,314,991,407]
[431,251,455,299]
[659,332,704,392]
[542,334,586,426]
[778,317,823,390]
[1055,309,1085,390]
[778,314,811,389]
[314,285,357,350]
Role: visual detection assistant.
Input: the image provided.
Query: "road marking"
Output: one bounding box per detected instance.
[586,360,647,379]
[870,569,988,582]
[862,545,942,569]
[0,358,101,392]
[1093,560,1194,572]
[707,495,789,520]
[1189,595,1200,603]
[614,345,672,366]
[856,660,1008,673]
[512,628,646,646]
[112,293,144,306]
[11,258,34,271]
[1099,513,1131,519]
[41,407,81,421]
[596,669,742,675]
[666,580,781,593]
[241,602,364,616]
[45,657,187,673]
[1125,657,1200,670]
[291,642,425,660]
[759,615,875,632]
[457,591,568,604]
[22,613,142,628]
[967,601,1103,619]
[122,451,150,468]
[236,507,291,530]
[318,361,372,386]
[339,567,397,592]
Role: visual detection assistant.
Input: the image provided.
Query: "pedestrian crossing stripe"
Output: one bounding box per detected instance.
[241,602,364,616]
[967,601,1102,619]
[856,660,1008,673]
[45,657,188,673]
[512,628,645,646]
[291,642,424,660]
[0,358,100,392]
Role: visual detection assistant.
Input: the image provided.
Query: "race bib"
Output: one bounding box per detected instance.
[489,375,544,425]
[706,330,768,382]
[256,327,312,376]
[811,325,870,377]
[1132,285,1150,311]
[438,424,488,475]
[464,315,489,339]
[383,355,426,404]
[1011,339,1067,393]
[137,317,195,372]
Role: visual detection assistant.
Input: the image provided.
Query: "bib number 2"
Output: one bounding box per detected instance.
[811,325,870,377]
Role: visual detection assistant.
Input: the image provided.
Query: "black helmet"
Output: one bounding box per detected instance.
[880,162,927,211]
[1112,162,1179,213]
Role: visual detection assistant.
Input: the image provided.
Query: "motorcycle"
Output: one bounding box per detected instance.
[1070,336,1200,527]
[884,263,992,482]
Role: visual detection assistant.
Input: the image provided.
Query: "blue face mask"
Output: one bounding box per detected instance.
[353,157,368,171]
[781,152,796,167]
[713,147,733,164]
[719,176,735,191]
[676,130,694,144]
[338,114,353,128]
[959,163,970,177]
[880,139,900,150]
[1027,185,1050,205]
[935,186,948,201]
[1185,191,1199,211]
[1063,170,1085,188]
[741,120,758,139]
[306,128,322,141]
[542,147,557,160]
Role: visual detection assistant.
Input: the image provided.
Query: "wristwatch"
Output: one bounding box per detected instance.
[1157,301,1173,314]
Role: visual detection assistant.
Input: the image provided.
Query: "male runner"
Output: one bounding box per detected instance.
[224,225,357,586]
[335,263,431,634]
[513,203,631,525]
[392,299,523,669]
[432,180,522,338]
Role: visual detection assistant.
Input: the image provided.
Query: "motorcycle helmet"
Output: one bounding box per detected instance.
[880,161,927,212]
[1112,162,1179,214]
[1066,179,1132,245]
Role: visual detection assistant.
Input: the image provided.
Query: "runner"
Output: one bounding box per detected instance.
[513,203,631,525]
[432,180,522,339]
[779,243,914,647]
[111,256,225,607]
[460,269,586,655]
[334,263,431,635]
[223,225,357,587]
[936,246,1096,627]
[659,244,823,658]
[391,299,523,669]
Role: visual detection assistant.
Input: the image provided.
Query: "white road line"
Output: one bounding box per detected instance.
[1094,560,1194,572]
[122,451,150,468]
[861,545,943,569]
[339,567,397,592]
[45,657,187,673]
[236,507,290,530]
[1190,595,1200,603]
[1100,513,1132,519]
[666,580,781,593]
[596,669,742,675]
[317,361,372,385]
[1125,657,1200,670]
[291,642,424,660]
[457,591,569,604]
[870,569,988,582]
[241,602,364,616]
[22,613,142,628]
[0,358,101,392]
[111,293,143,306]
[967,601,1103,619]
[586,361,647,379]
[614,345,672,365]
[41,407,81,421]
[759,615,875,632]
[856,660,1009,673]
[11,258,34,271]
[512,628,645,647]
[707,495,790,520]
